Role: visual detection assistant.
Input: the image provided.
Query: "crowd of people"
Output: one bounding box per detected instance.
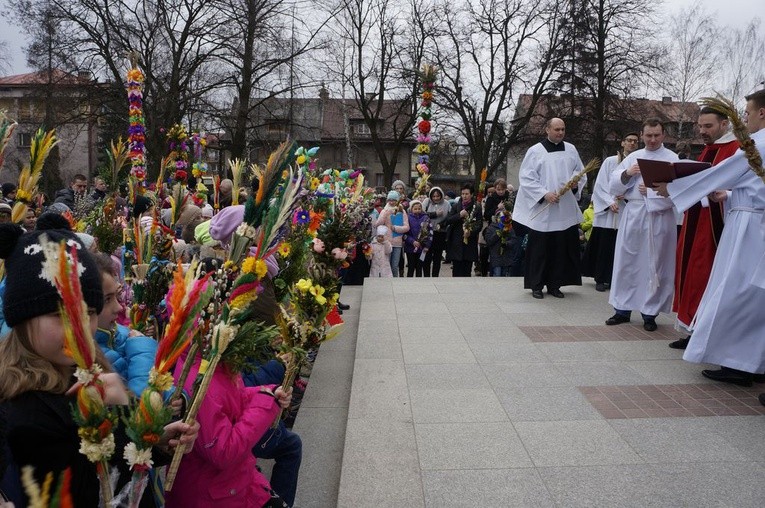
[359,89,765,404]
[0,166,337,507]
[1,88,764,507]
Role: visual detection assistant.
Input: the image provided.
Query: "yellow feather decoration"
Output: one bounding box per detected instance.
[12,128,58,223]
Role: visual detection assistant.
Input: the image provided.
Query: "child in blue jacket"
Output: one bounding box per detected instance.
[92,253,158,397]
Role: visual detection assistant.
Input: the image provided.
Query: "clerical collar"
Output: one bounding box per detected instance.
[541,138,565,152]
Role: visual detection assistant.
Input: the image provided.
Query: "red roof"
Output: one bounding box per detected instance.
[0,69,93,86]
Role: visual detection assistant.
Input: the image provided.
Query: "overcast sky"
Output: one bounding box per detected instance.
[0,0,761,76]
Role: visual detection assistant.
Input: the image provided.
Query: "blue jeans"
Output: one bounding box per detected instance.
[254,421,302,506]
[491,266,511,277]
[390,246,402,277]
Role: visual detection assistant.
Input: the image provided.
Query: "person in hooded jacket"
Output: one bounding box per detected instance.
[403,200,432,277]
[421,187,450,276]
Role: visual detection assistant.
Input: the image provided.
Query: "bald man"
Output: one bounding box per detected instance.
[513,117,586,299]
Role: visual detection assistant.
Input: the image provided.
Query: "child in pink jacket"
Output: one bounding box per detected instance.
[369,225,393,277]
[166,355,292,507]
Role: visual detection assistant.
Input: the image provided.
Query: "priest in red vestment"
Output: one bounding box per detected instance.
[669,107,739,349]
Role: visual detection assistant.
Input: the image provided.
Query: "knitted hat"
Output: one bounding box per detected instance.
[201,203,214,219]
[209,205,244,246]
[177,204,202,228]
[391,180,406,191]
[386,190,400,201]
[409,199,423,209]
[376,225,389,236]
[75,232,96,250]
[1,182,16,197]
[0,203,11,214]
[46,202,71,215]
[0,223,103,327]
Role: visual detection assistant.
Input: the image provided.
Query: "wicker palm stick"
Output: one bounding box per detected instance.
[699,95,765,183]
[530,158,600,221]
[164,322,236,491]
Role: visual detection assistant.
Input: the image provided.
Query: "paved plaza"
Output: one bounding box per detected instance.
[291,277,765,508]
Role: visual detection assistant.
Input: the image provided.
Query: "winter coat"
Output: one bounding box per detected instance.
[375,206,410,247]
[483,190,515,221]
[483,222,520,268]
[369,239,393,277]
[404,212,432,254]
[166,357,280,508]
[444,198,483,262]
[4,390,170,507]
[581,204,594,240]
[91,189,107,202]
[421,194,450,232]
[53,188,76,209]
[95,324,158,397]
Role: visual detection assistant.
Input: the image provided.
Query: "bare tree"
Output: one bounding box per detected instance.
[0,40,11,74]
[552,0,665,162]
[214,0,328,160]
[432,0,567,185]
[11,0,232,175]
[719,19,765,106]
[659,5,720,138]
[324,0,427,188]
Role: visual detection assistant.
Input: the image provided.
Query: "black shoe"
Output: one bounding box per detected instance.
[603,283,611,289]
[754,373,765,383]
[702,367,753,387]
[595,283,607,292]
[643,320,657,332]
[605,313,630,325]
[338,302,350,310]
[669,336,690,350]
[548,288,564,298]
[759,393,765,407]
[338,308,343,315]
[532,290,544,299]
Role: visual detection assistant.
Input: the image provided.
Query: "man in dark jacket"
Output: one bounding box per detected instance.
[54,173,88,209]
[90,176,108,201]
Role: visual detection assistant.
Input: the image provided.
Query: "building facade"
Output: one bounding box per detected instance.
[507,94,702,188]
[0,70,101,186]
[244,88,417,188]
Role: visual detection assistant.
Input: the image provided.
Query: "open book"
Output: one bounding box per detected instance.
[637,159,711,188]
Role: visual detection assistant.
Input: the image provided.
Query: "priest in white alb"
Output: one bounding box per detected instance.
[606,118,678,332]
[513,117,585,299]
[582,132,638,292]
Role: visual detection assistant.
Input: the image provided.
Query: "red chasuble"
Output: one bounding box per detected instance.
[672,140,740,328]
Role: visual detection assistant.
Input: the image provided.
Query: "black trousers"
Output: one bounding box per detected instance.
[479,242,490,276]
[581,227,617,284]
[423,231,447,277]
[452,260,473,277]
[406,252,425,277]
[523,225,582,290]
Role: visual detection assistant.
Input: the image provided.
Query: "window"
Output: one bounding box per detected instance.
[353,123,371,136]
[266,122,287,137]
[18,132,32,148]
[375,173,385,187]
